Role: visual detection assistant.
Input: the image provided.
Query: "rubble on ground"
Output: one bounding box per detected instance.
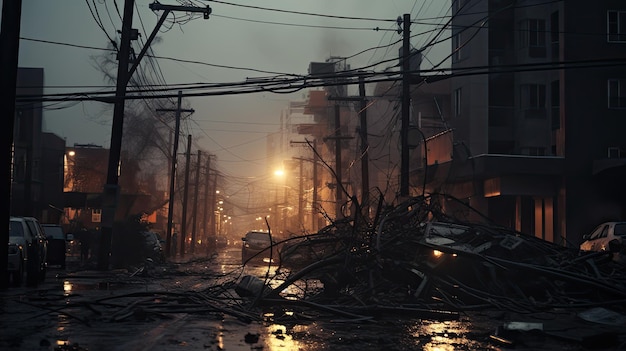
[238,194,626,321]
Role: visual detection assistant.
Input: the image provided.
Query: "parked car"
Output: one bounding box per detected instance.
[241,231,277,264]
[41,224,67,269]
[8,216,48,285]
[580,221,626,264]
[216,235,230,248]
[6,242,23,285]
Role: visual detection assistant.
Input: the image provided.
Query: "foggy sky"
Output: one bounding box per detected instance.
[12,0,450,191]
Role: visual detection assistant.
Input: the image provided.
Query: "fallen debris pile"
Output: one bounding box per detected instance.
[238,194,626,320]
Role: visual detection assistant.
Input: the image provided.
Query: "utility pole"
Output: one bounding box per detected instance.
[209,173,217,240]
[0,0,23,288]
[97,1,210,269]
[298,157,303,227]
[98,0,135,271]
[327,89,370,213]
[290,156,307,230]
[334,104,342,218]
[326,100,355,219]
[202,154,212,255]
[400,13,411,197]
[157,91,193,258]
[290,140,319,232]
[312,139,318,231]
[358,76,369,216]
[180,135,192,257]
[191,150,201,254]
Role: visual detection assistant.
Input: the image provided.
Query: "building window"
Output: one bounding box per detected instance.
[520,19,546,57]
[521,84,546,118]
[608,79,626,108]
[608,10,626,42]
[454,88,462,117]
[550,11,559,59]
[92,208,102,223]
[550,80,560,130]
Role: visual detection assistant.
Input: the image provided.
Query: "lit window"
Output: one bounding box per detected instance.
[608,10,626,42]
[92,209,102,223]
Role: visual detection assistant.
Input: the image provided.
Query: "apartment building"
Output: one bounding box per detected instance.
[430,0,626,245]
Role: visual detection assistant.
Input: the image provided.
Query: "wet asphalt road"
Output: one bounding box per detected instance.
[1,246,624,350]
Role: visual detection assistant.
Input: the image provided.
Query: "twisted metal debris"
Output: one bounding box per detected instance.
[239,193,626,320]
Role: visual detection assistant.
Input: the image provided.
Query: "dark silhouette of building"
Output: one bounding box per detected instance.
[12,67,66,223]
[409,0,626,247]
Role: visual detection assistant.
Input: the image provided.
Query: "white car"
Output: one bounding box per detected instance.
[8,216,48,286]
[580,221,626,263]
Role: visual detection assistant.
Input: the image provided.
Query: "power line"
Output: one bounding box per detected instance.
[18,57,626,103]
[207,0,400,22]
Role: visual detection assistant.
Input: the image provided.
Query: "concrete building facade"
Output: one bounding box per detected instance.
[422,0,626,246]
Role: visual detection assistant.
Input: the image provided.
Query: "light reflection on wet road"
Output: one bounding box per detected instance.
[0,245,587,350]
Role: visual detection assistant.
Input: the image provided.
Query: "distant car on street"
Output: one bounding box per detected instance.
[41,224,67,269]
[241,231,277,265]
[580,221,626,264]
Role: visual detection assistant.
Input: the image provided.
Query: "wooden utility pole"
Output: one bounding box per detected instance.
[358,76,369,215]
[201,154,211,254]
[290,140,320,232]
[191,150,201,254]
[180,135,192,257]
[298,157,303,227]
[326,99,355,219]
[400,13,411,197]
[98,0,135,270]
[157,91,193,257]
[210,173,217,238]
[312,139,319,231]
[334,105,342,217]
[97,1,210,268]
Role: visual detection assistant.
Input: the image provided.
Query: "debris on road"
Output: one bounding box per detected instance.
[2,193,625,350]
[240,194,626,316]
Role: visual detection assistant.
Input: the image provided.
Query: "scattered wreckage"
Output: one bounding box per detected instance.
[4,194,623,350]
[237,193,626,323]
